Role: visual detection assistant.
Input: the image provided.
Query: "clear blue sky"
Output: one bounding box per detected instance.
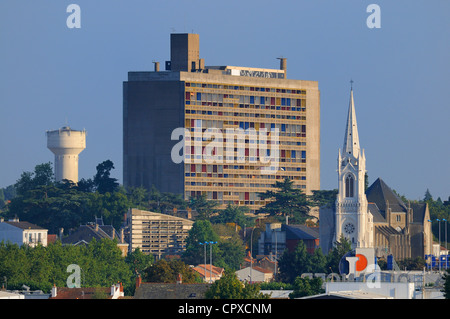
[1,1,449,201]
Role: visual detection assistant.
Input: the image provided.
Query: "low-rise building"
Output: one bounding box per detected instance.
[60,217,128,256]
[192,264,224,282]
[124,208,194,259]
[235,266,273,283]
[0,218,48,247]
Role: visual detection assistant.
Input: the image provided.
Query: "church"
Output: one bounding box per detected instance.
[319,86,432,262]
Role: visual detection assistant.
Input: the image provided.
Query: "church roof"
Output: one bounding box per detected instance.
[366,178,407,214]
[282,224,319,240]
[343,88,361,157]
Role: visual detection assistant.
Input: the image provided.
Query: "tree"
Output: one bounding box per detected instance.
[204,269,268,299]
[15,163,54,196]
[210,204,254,228]
[326,235,352,274]
[93,160,119,194]
[424,189,433,202]
[188,194,219,220]
[289,276,324,298]
[183,220,221,265]
[125,247,154,277]
[143,259,200,283]
[309,189,338,209]
[443,269,450,299]
[277,240,326,283]
[258,177,312,223]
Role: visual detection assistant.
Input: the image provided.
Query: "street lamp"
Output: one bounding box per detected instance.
[209,241,218,283]
[437,219,441,272]
[199,241,208,282]
[250,226,256,284]
[443,219,448,269]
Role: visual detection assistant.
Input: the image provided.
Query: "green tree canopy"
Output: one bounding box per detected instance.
[93,160,119,194]
[258,177,313,224]
[277,240,327,283]
[204,269,268,299]
[143,259,200,283]
[289,276,324,298]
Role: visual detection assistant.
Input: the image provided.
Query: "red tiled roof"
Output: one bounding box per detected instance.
[49,287,112,299]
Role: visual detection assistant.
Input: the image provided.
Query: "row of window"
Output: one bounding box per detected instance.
[187,92,306,106]
[185,82,307,95]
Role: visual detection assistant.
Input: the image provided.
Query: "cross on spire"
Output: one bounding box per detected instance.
[350,79,354,90]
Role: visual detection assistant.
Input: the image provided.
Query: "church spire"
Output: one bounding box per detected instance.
[343,83,360,157]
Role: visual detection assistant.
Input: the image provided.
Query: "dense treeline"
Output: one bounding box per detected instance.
[0,239,152,295]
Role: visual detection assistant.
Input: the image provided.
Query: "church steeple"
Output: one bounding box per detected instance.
[343,86,360,157]
[335,82,373,250]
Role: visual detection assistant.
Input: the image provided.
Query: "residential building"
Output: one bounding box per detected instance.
[49,283,124,299]
[134,275,211,299]
[257,222,319,256]
[123,33,320,214]
[235,266,273,283]
[124,208,193,258]
[60,217,128,256]
[192,264,224,283]
[0,218,48,247]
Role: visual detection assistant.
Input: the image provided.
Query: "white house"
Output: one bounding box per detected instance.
[236,266,273,283]
[0,218,48,247]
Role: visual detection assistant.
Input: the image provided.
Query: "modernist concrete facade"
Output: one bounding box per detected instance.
[123,33,320,213]
[125,208,193,258]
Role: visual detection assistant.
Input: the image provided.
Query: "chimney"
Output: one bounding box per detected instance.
[177,273,182,284]
[120,228,125,244]
[59,228,64,240]
[278,57,287,76]
[136,275,142,289]
[95,223,99,232]
[51,285,57,298]
[153,61,160,72]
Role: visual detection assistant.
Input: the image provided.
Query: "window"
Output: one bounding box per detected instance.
[345,175,354,198]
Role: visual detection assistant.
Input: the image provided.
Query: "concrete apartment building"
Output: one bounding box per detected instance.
[123,33,320,213]
[125,208,193,258]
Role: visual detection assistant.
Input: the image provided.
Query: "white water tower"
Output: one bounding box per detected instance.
[47,126,86,183]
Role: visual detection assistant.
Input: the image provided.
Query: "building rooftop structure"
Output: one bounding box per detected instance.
[123,33,320,214]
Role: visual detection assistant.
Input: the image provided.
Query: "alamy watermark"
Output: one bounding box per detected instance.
[171,127,280,174]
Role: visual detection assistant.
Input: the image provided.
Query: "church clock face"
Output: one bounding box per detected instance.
[344,222,355,234]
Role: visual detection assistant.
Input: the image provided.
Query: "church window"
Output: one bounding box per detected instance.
[345,175,354,198]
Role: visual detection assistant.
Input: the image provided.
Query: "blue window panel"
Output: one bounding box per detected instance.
[302,151,306,159]
[260,97,265,105]
[281,124,286,132]
[281,98,286,106]
[271,123,275,129]
[297,167,302,171]
[239,122,245,129]
[224,174,228,178]
[287,98,291,106]
[250,96,255,104]
[266,149,271,156]
[276,106,281,110]
[291,150,296,158]
[197,93,201,100]
[207,111,212,115]
[245,122,249,129]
